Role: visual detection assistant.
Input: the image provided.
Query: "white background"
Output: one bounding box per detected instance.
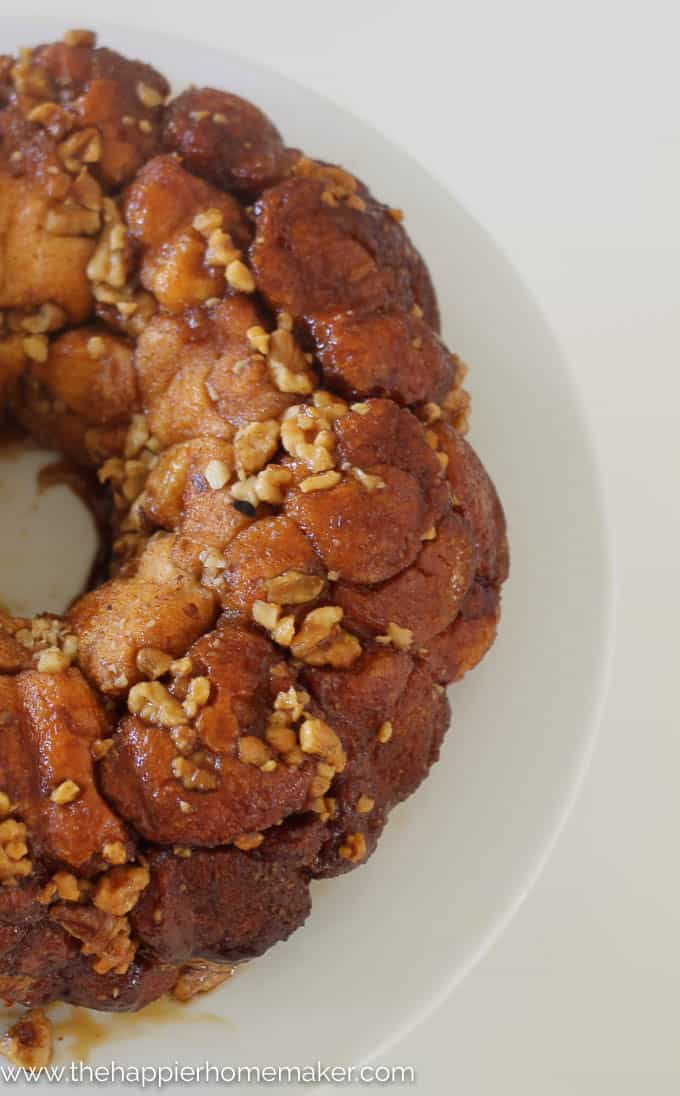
[9,1,680,1091]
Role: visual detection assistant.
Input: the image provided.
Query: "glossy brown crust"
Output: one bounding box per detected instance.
[99,623,316,846]
[27,42,169,187]
[250,175,438,324]
[70,536,219,698]
[0,617,34,673]
[424,581,501,684]
[220,516,326,620]
[434,422,509,585]
[0,162,96,323]
[334,512,476,646]
[163,88,299,195]
[311,311,453,405]
[124,155,251,313]
[285,399,449,584]
[303,651,450,876]
[11,328,137,464]
[0,672,130,876]
[0,31,507,1017]
[131,846,312,964]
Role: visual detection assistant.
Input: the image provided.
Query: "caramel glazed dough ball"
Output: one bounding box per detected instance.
[0,30,508,1019]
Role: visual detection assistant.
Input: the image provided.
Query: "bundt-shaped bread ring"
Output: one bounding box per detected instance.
[0,29,508,1022]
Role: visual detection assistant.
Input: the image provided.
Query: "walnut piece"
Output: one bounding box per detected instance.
[0,819,32,886]
[53,903,137,976]
[93,864,150,916]
[172,959,233,1002]
[0,1009,52,1068]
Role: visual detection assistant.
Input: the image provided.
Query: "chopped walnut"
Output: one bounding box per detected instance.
[136,647,173,680]
[128,681,186,728]
[205,229,240,267]
[70,167,103,212]
[292,158,360,204]
[307,761,336,800]
[313,390,348,421]
[299,470,341,493]
[440,357,471,434]
[265,718,298,754]
[171,655,193,676]
[247,325,270,355]
[38,870,83,905]
[377,721,393,744]
[271,614,296,646]
[0,1009,52,1069]
[63,28,96,47]
[0,819,32,886]
[322,796,337,822]
[87,206,130,290]
[192,208,224,236]
[338,832,367,863]
[93,864,150,916]
[171,755,219,792]
[169,725,198,756]
[17,302,67,335]
[53,903,137,976]
[280,405,336,472]
[375,622,413,650]
[10,50,52,98]
[226,259,256,293]
[273,686,310,722]
[418,401,442,425]
[356,795,375,814]
[253,464,293,504]
[137,81,165,108]
[351,467,386,492]
[299,718,346,771]
[91,738,114,761]
[58,127,102,173]
[195,545,224,586]
[102,841,128,866]
[172,960,233,1002]
[100,450,156,509]
[234,419,280,478]
[238,736,273,768]
[265,570,324,606]
[50,780,80,805]
[124,413,149,459]
[45,201,100,237]
[36,647,70,673]
[183,676,211,718]
[233,832,264,851]
[22,334,48,363]
[15,618,78,668]
[267,328,315,395]
[252,600,281,632]
[230,477,259,508]
[204,458,231,490]
[290,606,361,668]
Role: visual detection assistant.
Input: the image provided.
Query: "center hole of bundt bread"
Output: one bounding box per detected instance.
[0,445,98,616]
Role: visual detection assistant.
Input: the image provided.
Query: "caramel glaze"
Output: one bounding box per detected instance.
[50,998,225,1063]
